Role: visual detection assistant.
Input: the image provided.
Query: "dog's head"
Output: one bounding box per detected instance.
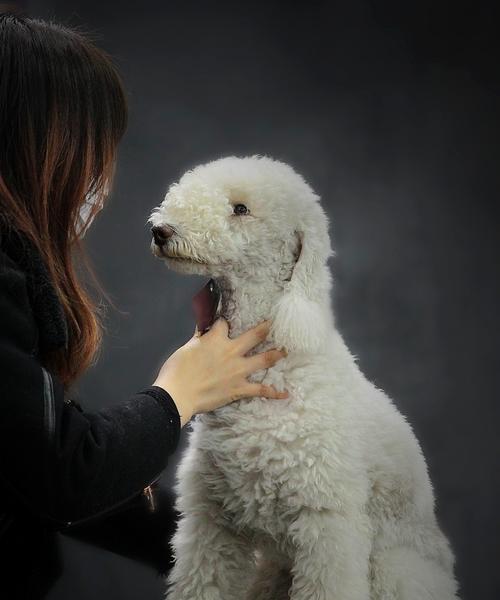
[149,155,334,352]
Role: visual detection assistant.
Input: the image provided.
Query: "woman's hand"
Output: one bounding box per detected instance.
[153,318,289,427]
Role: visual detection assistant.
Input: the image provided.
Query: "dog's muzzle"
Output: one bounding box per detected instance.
[151,226,222,332]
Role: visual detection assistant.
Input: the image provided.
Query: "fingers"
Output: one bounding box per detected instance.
[242,348,287,375]
[243,382,290,400]
[209,317,229,336]
[198,317,229,339]
[233,319,272,354]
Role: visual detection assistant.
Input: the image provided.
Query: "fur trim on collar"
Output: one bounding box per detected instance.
[0,227,68,354]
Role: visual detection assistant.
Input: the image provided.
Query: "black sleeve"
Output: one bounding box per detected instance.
[0,252,181,526]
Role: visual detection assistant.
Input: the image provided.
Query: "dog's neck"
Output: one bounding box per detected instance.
[213,270,288,340]
[213,272,333,342]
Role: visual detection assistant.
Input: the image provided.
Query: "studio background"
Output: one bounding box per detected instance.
[17,1,500,598]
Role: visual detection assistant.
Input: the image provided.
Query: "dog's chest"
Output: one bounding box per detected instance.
[195,404,305,539]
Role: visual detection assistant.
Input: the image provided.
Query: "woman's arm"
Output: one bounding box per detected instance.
[0,251,181,526]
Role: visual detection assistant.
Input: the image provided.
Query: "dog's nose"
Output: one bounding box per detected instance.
[151,224,175,247]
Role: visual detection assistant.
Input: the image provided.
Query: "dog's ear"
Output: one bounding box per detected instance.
[270,203,334,354]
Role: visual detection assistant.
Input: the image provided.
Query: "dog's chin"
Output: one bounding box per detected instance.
[151,243,212,276]
[166,256,212,276]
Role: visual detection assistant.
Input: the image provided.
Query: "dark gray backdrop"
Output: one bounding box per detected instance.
[22,1,500,599]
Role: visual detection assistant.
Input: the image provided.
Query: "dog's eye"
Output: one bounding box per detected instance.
[233,203,249,215]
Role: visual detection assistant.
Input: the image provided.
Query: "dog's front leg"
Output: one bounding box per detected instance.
[166,508,255,600]
[288,507,372,600]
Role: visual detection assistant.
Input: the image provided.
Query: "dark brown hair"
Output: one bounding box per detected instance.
[0,11,128,385]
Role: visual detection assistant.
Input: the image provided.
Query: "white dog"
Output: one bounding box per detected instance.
[149,156,459,600]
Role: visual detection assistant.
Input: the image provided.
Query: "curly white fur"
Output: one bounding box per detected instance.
[149,156,459,600]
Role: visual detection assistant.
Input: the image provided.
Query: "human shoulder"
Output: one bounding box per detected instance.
[0,238,38,353]
[0,228,29,274]
[0,248,29,292]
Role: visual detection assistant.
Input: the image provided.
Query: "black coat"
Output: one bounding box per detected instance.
[0,228,182,598]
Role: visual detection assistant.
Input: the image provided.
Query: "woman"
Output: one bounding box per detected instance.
[0,11,288,598]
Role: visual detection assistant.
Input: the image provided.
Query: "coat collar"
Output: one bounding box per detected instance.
[0,227,69,354]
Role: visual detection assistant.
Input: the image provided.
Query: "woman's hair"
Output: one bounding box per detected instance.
[0,11,128,386]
